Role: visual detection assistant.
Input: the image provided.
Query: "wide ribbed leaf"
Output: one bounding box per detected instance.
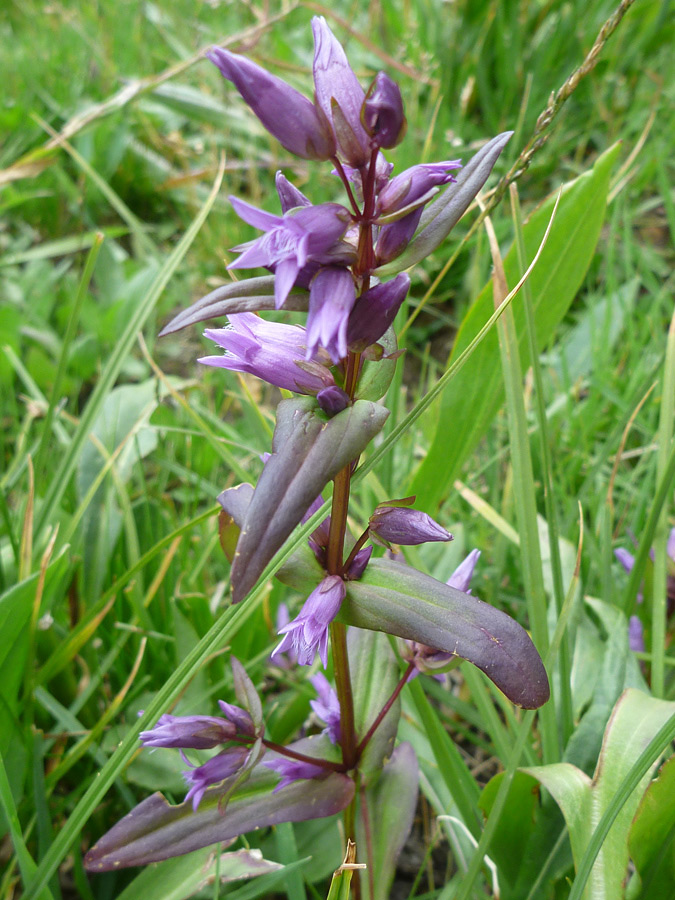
[159,276,309,336]
[84,756,353,871]
[341,558,549,709]
[231,398,389,602]
[377,132,512,276]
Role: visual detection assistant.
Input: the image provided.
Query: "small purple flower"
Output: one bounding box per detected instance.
[310,673,341,744]
[264,756,327,792]
[447,548,481,593]
[207,47,335,160]
[275,171,312,213]
[628,615,645,654]
[199,314,334,394]
[317,385,350,416]
[307,266,357,362]
[615,527,675,606]
[347,273,410,352]
[346,545,372,580]
[228,197,351,310]
[217,700,256,737]
[182,746,250,810]
[369,504,452,546]
[312,16,370,167]
[362,72,406,149]
[376,160,462,264]
[140,713,236,749]
[272,576,346,667]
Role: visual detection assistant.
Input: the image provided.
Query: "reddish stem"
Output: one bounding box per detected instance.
[355,662,415,758]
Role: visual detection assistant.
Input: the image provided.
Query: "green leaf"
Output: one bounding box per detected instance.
[84,762,354,871]
[341,558,549,708]
[348,629,400,775]
[159,276,309,336]
[410,143,621,510]
[356,743,418,900]
[114,845,283,900]
[523,688,675,900]
[629,755,675,896]
[231,398,389,602]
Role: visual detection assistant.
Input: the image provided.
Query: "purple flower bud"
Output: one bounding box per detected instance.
[199,314,334,394]
[272,576,346,667]
[376,209,424,265]
[310,673,341,744]
[228,197,351,310]
[447,549,481,593]
[302,494,332,567]
[312,17,370,167]
[362,72,406,149]
[369,505,452,546]
[346,273,410,351]
[207,47,335,160]
[307,266,357,363]
[140,713,236,749]
[614,547,636,574]
[217,701,256,737]
[182,746,250,810]
[378,161,463,216]
[317,385,350,416]
[264,756,327,792]
[275,171,312,213]
[628,615,645,654]
[346,545,372,580]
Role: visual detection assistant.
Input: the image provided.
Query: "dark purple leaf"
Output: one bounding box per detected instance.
[159,277,309,337]
[230,398,389,603]
[377,132,512,276]
[84,759,353,871]
[341,558,549,709]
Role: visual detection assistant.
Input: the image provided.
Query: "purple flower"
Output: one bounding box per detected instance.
[310,673,341,744]
[217,700,256,737]
[312,17,370,167]
[275,171,312,213]
[307,266,357,362]
[182,746,250,810]
[362,72,406,149]
[207,47,335,160]
[376,160,462,264]
[140,713,236,749]
[199,314,334,394]
[369,504,452,546]
[228,196,351,310]
[272,575,346,667]
[303,494,332,567]
[628,615,645,654]
[317,385,350,416]
[615,527,675,606]
[346,545,372,580]
[347,273,411,352]
[447,548,481,593]
[264,756,327,792]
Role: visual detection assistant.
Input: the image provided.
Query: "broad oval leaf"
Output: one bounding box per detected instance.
[376,132,512,276]
[231,398,389,602]
[341,558,549,709]
[84,757,353,871]
[159,276,309,336]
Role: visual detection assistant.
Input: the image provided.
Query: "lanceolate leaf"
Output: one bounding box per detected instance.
[159,276,309,336]
[410,143,620,510]
[523,689,675,900]
[218,483,325,594]
[231,398,389,603]
[377,132,512,277]
[84,761,353,871]
[341,558,549,709]
[356,743,419,900]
